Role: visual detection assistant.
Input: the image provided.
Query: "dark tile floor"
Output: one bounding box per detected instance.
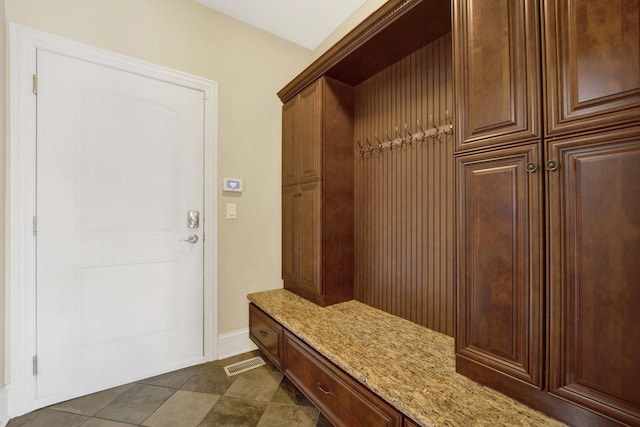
[8,351,333,427]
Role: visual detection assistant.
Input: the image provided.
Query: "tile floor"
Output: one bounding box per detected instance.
[8,351,333,427]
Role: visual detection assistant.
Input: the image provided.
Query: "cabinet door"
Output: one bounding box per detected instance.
[298,181,322,299]
[298,80,322,183]
[453,0,541,152]
[282,184,299,286]
[282,98,298,187]
[543,0,640,136]
[547,128,640,425]
[456,143,543,388]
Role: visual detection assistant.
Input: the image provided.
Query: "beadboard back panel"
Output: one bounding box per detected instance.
[354,34,455,336]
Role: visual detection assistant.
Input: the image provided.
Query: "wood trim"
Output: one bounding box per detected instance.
[277,0,451,102]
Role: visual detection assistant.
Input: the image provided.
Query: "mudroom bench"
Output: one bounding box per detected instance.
[247,289,564,427]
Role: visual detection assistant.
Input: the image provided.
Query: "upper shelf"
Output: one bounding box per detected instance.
[277,0,452,102]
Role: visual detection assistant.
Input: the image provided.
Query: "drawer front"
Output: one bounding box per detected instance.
[249,304,282,368]
[283,332,402,427]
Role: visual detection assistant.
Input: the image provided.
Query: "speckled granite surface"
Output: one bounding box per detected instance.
[247,289,566,427]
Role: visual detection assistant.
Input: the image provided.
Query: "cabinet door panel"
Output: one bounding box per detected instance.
[456,143,543,387]
[282,185,298,286]
[547,128,640,425]
[454,0,541,152]
[544,0,640,136]
[299,181,322,297]
[298,81,322,183]
[282,98,298,187]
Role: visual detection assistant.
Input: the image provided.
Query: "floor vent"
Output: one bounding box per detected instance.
[223,356,266,376]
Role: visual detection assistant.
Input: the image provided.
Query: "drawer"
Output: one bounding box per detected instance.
[249,304,283,368]
[283,331,402,427]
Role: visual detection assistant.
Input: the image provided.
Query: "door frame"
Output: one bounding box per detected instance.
[8,23,219,416]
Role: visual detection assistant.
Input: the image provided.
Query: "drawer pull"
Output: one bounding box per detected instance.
[259,330,268,338]
[317,382,333,396]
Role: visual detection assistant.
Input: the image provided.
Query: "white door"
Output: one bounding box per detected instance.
[36,49,205,400]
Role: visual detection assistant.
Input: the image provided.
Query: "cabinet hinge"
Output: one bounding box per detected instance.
[32,355,38,375]
[32,74,38,95]
[33,216,37,236]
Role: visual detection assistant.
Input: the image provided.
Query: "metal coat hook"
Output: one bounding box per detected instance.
[416,119,426,140]
[395,126,408,146]
[444,110,454,134]
[404,123,413,143]
[356,139,364,156]
[430,114,441,142]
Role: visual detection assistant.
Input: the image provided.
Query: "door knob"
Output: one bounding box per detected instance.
[181,234,198,244]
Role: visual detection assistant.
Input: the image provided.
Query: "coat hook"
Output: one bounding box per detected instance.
[430,114,441,141]
[395,126,407,146]
[356,139,365,156]
[374,132,383,150]
[382,130,393,150]
[404,123,413,143]
[445,109,454,133]
[416,119,425,140]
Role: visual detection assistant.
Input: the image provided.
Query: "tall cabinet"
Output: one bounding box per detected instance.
[455,0,640,426]
[281,76,354,306]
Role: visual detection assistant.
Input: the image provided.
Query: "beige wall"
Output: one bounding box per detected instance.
[1,0,312,383]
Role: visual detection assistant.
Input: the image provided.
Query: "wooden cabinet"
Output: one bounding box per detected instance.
[283,331,403,427]
[403,418,420,427]
[282,76,354,306]
[249,304,283,369]
[543,0,640,137]
[453,0,541,152]
[546,128,640,425]
[454,1,640,425]
[456,143,544,388]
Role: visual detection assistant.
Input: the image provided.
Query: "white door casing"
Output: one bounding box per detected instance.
[9,24,218,416]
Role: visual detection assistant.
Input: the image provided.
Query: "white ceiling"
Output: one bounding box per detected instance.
[194,0,368,50]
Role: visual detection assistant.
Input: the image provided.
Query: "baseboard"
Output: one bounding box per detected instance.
[0,385,9,427]
[217,328,257,360]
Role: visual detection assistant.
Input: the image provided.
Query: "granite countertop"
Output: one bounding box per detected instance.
[248,289,566,427]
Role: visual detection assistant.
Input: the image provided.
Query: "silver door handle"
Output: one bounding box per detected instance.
[180,234,198,244]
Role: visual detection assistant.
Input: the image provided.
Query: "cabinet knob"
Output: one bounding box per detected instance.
[526,162,538,173]
[545,160,559,171]
[259,330,268,338]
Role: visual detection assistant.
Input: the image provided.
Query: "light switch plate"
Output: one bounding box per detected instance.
[226,203,237,219]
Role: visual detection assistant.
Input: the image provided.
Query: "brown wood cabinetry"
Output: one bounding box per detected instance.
[453,0,541,152]
[543,0,640,137]
[546,128,640,425]
[403,418,420,427]
[281,76,354,306]
[456,143,543,388]
[283,331,403,427]
[455,1,640,425]
[249,304,283,369]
